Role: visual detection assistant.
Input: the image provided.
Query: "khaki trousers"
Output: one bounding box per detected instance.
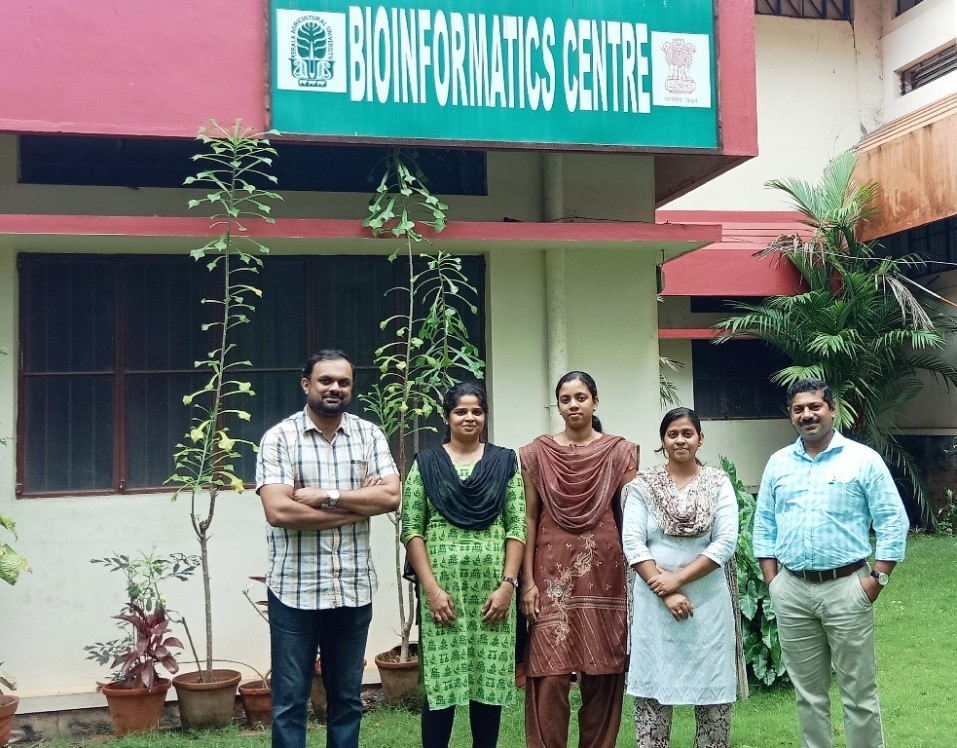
[769,567,885,748]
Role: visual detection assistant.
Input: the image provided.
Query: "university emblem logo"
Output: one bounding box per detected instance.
[661,38,697,95]
[289,15,335,88]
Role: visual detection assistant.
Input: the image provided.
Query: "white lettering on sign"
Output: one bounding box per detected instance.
[301,5,667,116]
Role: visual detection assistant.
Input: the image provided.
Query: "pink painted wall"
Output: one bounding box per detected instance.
[0,0,755,157]
[717,0,757,156]
[1,1,267,137]
[657,211,808,297]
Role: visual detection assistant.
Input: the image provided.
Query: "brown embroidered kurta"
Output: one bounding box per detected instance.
[520,434,638,677]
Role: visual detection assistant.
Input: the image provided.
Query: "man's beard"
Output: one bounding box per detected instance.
[308,396,350,417]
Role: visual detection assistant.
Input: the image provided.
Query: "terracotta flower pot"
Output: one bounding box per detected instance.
[238,679,272,728]
[310,658,367,718]
[0,694,19,747]
[172,668,241,730]
[374,644,419,708]
[310,659,327,718]
[101,679,170,736]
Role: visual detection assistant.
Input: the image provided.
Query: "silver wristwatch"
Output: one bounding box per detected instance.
[326,489,341,508]
[870,570,889,587]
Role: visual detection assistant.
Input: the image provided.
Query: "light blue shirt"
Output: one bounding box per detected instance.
[754,431,908,570]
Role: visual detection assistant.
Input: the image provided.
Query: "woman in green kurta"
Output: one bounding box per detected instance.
[401,382,526,748]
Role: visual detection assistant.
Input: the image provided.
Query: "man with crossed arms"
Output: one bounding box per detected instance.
[257,350,400,748]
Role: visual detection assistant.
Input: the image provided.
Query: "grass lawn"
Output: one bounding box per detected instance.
[45,534,957,747]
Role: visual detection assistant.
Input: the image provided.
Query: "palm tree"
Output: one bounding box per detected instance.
[659,356,684,408]
[715,151,957,521]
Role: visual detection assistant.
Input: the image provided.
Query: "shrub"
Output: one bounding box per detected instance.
[721,456,788,687]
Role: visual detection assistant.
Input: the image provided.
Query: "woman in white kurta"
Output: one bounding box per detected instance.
[622,407,738,748]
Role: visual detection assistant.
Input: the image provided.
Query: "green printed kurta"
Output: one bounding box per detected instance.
[400,459,526,708]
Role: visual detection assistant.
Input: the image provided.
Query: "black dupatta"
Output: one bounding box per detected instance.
[415,443,516,530]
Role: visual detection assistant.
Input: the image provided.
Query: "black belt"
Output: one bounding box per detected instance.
[785,560,866,583]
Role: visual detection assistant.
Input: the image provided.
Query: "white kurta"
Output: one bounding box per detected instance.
[622,470,738,705]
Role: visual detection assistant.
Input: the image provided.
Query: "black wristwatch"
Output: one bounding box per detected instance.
[870,570,889,587]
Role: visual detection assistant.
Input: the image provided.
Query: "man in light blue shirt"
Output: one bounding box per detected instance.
[754,377,908,748]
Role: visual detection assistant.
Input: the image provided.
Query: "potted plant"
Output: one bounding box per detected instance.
[237,577,272,728]
[1,510,29,747]
[96,605,182,735]
[165,121,280,729]
[360,150,485,706]
[85,551,198,735]
[0,516,29,588]
[1,341,30,746]
[0,669,17,747]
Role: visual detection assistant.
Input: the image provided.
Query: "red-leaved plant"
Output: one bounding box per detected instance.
[85,551,198,690]
[112,603,184,689]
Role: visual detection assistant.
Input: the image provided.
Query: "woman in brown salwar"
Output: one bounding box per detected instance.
[520,371,638,748]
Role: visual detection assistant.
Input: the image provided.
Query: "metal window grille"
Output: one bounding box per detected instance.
[17,254,487,496]
[883,216,957,276]
[897,0,925,15]
[899,44,957,95]
[691,340,789,420]
[755,0,852,20]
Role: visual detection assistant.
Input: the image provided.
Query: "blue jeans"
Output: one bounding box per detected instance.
[268,590,372,748]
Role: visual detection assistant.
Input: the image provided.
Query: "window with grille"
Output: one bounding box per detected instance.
[17,253,485,496]
[882,216,957,276]
[692,340,789,420]
[899,44,957,95]
[896,0,925,15]
[755,0,852,20]
[19,136,488,196]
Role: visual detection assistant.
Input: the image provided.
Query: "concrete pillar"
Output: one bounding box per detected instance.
[542,152,568,432]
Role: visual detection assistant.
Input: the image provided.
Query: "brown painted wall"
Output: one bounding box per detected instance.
[855,93,957,240]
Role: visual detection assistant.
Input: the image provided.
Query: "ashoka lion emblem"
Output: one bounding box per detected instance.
[662,38,697,95]
[290,15,335,88]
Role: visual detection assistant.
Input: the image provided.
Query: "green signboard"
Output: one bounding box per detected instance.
[270,0,717,150]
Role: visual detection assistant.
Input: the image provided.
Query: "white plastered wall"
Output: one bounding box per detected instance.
[668,13,882,211]
[657,339,794,491]
[486,246,662,462]
[659,12,887,485]
[881,0,957,123]
[1,145,672,707]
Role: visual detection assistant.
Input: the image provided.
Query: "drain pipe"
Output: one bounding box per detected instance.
[543,152,568,433]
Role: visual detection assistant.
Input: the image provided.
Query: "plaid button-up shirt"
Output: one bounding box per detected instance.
[754,431,908,571]
[256,408,398,610]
